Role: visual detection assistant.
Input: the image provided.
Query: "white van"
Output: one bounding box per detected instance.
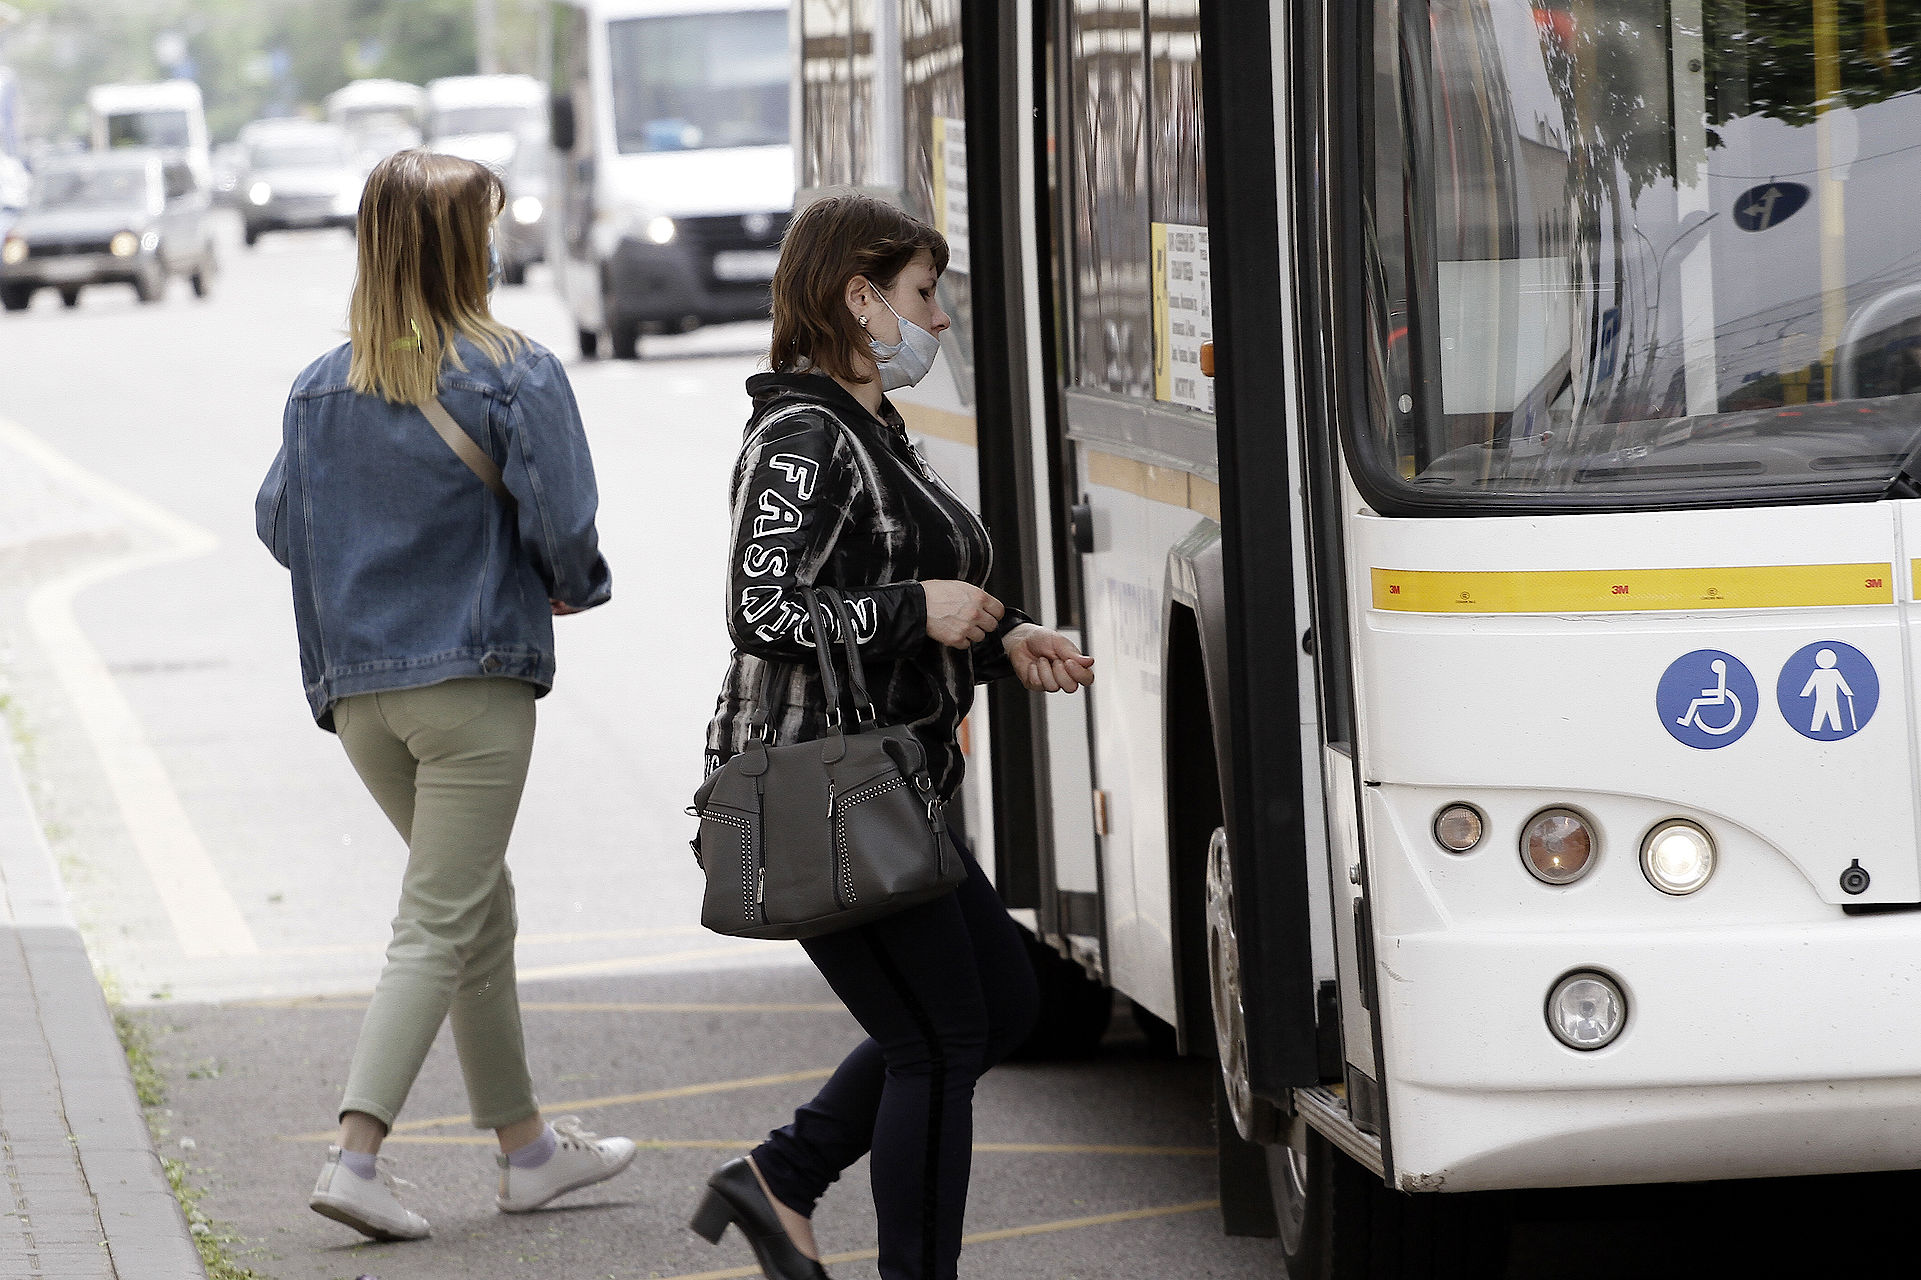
[426,74,546,170]
[325,79,428,173]
[88,81,209,182]
[544,0,792,358]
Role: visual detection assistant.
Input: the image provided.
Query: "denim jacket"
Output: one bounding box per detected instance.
[256,335,612,729]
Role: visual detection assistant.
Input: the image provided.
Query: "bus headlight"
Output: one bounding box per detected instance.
[1521,808,1594,884]
[512,195,543,225]
[1547,970,1626,1050]
[249,181,272,206]
[645,215,676,245]
[1432,804,1484,853]
[1641,821,1715,895]
[110,231,140,257]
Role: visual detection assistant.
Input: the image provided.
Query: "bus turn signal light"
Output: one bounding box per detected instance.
[1641,821,1715,895]
[1433,804,1483,853]
[1521,808,1594,884]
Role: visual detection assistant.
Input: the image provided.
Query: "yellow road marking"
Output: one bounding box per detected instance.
[1372,563,1894,614]
[235,997,842,1014]
[658,1200,1221,1280]
[517,940,796,980]
[252,925,710,959]
[280,1068,837,1142]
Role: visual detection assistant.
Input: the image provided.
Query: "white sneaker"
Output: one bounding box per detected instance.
[309,1147,431,1242]
[495,1116,638,1213]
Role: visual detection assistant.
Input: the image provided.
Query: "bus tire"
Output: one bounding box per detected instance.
[1287,1127,1510,1280]
[1007,929,1111,1060]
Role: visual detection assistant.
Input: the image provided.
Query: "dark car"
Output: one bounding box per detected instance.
[0,151,216,311]
[237,120,362,246]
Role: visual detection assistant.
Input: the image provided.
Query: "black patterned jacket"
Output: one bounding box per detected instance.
[704,371,1028,802]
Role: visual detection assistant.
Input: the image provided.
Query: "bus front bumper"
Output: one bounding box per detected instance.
[1377,915,1921,1190]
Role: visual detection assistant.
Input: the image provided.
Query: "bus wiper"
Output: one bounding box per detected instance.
[1882,434,1921,500]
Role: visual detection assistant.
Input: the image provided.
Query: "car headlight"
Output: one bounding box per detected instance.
[1520,807,1596,885]
[512,195,543,225]
[110,231,140,257]
[645,215,676,245]
[1641,820,1715,895]
[1546,970,1627,1051]
[140,229,160,253]
[1,236,25,266]
[249,181,272,206]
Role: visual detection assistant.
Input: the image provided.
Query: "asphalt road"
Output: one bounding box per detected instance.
[7,215,1921,1280]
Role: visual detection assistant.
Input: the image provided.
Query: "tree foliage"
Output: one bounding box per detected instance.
[0,0,547,144]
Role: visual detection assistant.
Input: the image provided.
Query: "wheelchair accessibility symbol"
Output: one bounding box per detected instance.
[1657,650,1758,749]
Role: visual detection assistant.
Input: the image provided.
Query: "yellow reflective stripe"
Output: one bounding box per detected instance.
[1371,564,1895,613]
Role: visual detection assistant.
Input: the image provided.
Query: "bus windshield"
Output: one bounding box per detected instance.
[607,10,788,154]
[106,109,190,151]
[1370,2,1921,506]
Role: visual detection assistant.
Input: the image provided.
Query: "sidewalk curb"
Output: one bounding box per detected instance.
[0,739,206,1280]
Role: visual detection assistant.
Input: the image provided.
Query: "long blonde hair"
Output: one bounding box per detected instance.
[347,149,524,404]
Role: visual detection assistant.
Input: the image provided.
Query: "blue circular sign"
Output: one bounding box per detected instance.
[1733,182,1810,232]
[1776,641,1878,741]
[1656,650,1758,749]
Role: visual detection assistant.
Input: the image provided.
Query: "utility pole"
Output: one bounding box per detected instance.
[475,0,498,74]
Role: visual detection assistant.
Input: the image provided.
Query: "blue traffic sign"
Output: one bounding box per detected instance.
[1657,650,1758,749]
[1776,641,1878,741]
[1733,182,1809,232]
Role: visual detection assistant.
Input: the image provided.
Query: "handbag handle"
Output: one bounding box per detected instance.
[799,589,851,728]
[818,587,878,727]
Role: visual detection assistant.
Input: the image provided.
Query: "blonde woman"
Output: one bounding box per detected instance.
[255,150,634,1242]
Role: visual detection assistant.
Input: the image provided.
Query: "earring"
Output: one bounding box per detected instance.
[858,314,869,329]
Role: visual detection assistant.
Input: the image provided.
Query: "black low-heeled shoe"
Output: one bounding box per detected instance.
[689,1157,831,1280]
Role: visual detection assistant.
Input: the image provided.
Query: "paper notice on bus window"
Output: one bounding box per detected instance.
[1153,222,1212,412]
[931,116,969,275]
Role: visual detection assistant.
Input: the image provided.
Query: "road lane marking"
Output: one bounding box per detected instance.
[316,1134,1212,1156]
[279,1066,839,1141]
[514,940,798,980]
[0,415,257,958]
[246,924,713,958]
[659,1200,1222,1280]
[235,997,844,1013]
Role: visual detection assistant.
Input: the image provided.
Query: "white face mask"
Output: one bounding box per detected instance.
[867,289,941,391]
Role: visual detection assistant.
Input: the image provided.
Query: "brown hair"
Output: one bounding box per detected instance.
[767,192,949,381]
[347,149,524,404]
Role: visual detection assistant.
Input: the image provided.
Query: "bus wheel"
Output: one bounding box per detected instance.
[1205,826,1276,1144]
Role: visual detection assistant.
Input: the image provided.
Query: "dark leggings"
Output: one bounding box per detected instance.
[753,844,1039,1280]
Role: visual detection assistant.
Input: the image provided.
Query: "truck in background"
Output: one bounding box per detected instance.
[427,73,547,285]
[88,81,209,184]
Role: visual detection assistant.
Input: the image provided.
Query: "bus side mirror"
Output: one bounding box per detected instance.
[550,94,576,152]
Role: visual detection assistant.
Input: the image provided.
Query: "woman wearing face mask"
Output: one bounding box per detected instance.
[256,149,635,1243]
[689,194,1094,1280]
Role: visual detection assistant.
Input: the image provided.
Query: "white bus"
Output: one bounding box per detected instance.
[793,2,1921,1274]
[544,0,792,358]
[88,80,209,181]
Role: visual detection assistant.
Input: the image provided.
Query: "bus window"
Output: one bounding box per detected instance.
[1362,0,1921,505]
[608,10,789,155]
[1070,0,1154,400]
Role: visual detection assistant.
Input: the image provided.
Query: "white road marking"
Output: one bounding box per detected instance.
[1,415,259,958]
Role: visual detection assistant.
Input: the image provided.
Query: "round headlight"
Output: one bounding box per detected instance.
[1,236,25,266]
[109,231,140,258]
[1433,804,1484,853]
[249,181,272,206]
[1641,821,1715,895]
[512,194,543,225]
[1547,970,1626,1050]
[645,215,676,245]
[1521,808,1595,884]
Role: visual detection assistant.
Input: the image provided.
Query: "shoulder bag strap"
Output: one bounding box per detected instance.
[419,397,511,503]
[819,587,878,727]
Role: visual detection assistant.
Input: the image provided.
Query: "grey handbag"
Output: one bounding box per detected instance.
[690,587,964,940]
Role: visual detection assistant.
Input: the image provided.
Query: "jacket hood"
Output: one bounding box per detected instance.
[744,370,890,434]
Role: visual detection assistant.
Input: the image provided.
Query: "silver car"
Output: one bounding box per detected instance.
[238,120,363,247]
[0,151,216,311]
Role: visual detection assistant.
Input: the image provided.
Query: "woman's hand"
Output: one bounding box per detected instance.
[1003,624,1096,693]
[551,599,584,616]
[922,580,1004,649]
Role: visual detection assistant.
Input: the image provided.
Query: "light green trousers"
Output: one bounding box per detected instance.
[333,678,540,1131]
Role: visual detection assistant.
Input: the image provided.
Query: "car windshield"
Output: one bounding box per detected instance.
[1366,1,1921,506]
[432,106,534,137]
[105,110,191,150]
[32,167,151,210]
[608,10,788,154]
[251,141,351,170]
